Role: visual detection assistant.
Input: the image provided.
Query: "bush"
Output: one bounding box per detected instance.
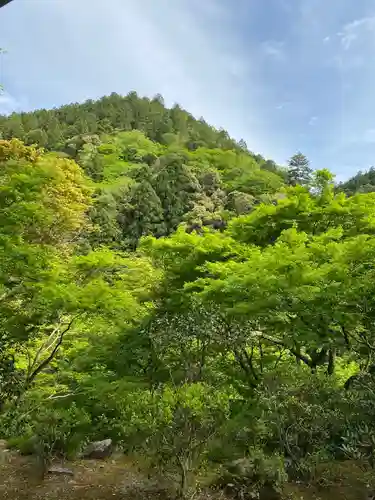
[136,383,231,499]
[0,398,91,460]
[216,449,287,499]
[208,365,375,482]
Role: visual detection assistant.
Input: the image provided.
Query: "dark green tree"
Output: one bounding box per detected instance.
[153,153,201,233]
[118,180,167,248]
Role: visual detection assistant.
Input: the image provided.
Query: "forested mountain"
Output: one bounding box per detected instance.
[0,91,249,153]
[2,95,375,499]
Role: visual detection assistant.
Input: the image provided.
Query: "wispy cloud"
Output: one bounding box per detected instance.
[276,101,291,110]
[337,16,375,50]
[0,91,23,115]
[261,40,285,61]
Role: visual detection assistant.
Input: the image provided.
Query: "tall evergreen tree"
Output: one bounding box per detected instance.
[153,153,201,233]
[118,180,167,249]
[287,152,312,186]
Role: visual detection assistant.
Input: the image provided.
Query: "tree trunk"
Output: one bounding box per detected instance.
[327,348,336,375]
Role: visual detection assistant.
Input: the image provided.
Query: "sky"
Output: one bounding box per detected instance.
[0,0,375,180]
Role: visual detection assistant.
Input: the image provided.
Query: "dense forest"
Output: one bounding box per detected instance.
[2,93,375,500]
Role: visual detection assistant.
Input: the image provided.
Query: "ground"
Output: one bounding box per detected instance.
[0,449,374,500]
[0,451,160,500]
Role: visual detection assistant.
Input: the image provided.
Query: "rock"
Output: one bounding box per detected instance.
[226,457,253,477]
[47,466,74,476]
[83,438,113,459]
[223,458,283,500]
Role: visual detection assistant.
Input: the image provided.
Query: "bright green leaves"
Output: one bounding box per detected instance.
[0,140,92,245]
[229,186,375,246]
[188,147,285,197]
[68,129,289,251]
[142,227,246,283]
[0,140,162,395]
[195,228,375,373]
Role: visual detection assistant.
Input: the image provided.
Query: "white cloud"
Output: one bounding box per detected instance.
[0,91,22,115]
[276,101,291,110]
[309,116,318,126]
[261,40,285,61]
[337,16,375,50]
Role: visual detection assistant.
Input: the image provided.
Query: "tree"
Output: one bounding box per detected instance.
[118,179,167,248]
[228,183,375,246]
[77,143,104,181]
[0,140,91,401]
[287,152,312,186]
[153,153,201,233]
[191,227,375,377]
[145,383,231,498]
[7,89,375,499]
[226,191,255,215]
[0,1,14,8]
[25,128,49,148]
[338,166,375,195]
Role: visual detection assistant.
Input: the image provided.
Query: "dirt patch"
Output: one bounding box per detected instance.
[0,452,150,500]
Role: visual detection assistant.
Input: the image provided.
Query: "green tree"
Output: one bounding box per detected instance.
[287,152,312,186]
[118,179,167,248]
[228,183,375,246]
[153,153,201,233]
[25,128,49,147]
[0,139,93,401]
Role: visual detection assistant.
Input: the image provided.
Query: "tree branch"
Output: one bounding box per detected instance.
[260,334,313,367]
[25,317,76,387]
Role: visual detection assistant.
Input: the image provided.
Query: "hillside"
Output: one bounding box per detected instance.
[2,96,375,500]
[337,166,375,195]
[0,92,287,249]
[0,91,266,157]
[79,129,287,250]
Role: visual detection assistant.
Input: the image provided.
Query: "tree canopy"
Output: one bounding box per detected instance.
[2,94,375,499]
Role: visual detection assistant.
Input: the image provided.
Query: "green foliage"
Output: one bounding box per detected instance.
[217,451,287,499]
[141,383,231,498]
[228,185,375,246]
[118,179,167,248]
[2,397,91,462]
[4,96,375,500]
[226,191,255,215]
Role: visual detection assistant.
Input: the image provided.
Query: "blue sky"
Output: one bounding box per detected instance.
[0,0,375,180]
